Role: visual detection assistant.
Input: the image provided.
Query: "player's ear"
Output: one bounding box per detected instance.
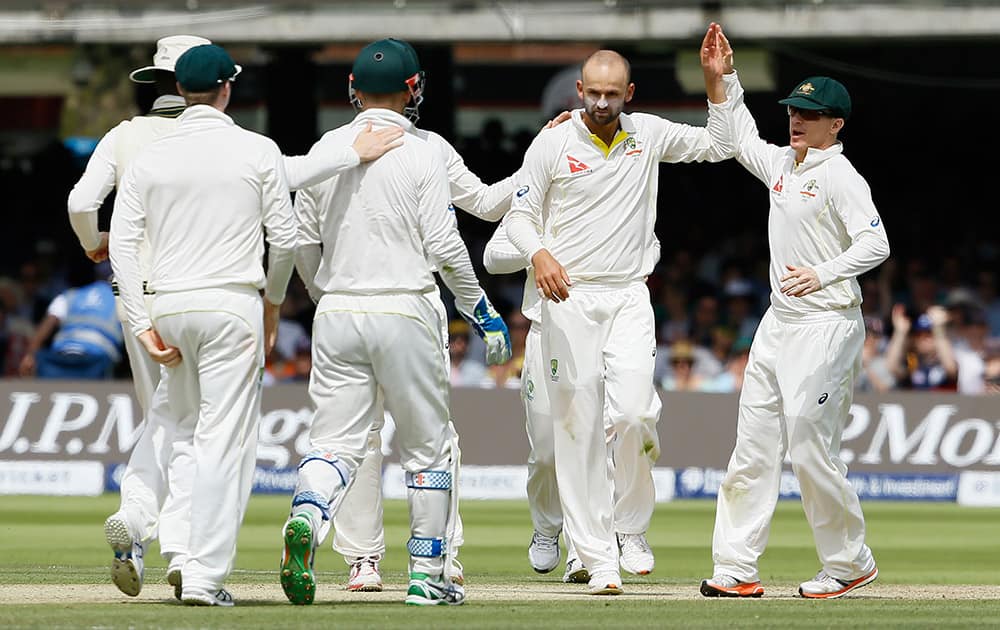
[576,79,584,101]
[625,82,635,103]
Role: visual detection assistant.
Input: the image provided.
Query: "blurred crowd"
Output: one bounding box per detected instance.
[3,117,999,396]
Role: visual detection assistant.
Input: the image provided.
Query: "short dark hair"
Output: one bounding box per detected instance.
[181,85,223,106]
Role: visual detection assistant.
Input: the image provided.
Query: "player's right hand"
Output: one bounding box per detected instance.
[85,232,110,263]
[459,294,512,366]
[531,249,571,302]
[353,121,405,163]
[263,300,281,356]
[139,329,181,367]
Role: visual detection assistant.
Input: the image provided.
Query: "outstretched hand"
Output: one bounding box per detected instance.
[353,121,405,163]
[700,22,734,79]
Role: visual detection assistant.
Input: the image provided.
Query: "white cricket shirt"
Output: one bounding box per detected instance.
[505,102,733,284]
[723,72,890,318]
[294,108,483,314]
[110,105,298,337]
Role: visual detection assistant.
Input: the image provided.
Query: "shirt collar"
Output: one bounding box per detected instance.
[354,108,414,132]
[148,95,186,119]
[794,141,844,168]
[177,104,235,127]
[570,109,633,157]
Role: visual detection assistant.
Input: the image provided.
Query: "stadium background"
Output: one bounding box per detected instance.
[0,0,1000,625]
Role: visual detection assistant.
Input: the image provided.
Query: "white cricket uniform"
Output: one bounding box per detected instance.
[484,219,661,542]
[330,126,508,563]
[67,95,190,555]
[710,72,889,584]
[505,102,733,578]
[293,108,487,577]
[110,104,297,595]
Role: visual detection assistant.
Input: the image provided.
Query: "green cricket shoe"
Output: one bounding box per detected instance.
[280,516,316,605]
[405,572,466,606]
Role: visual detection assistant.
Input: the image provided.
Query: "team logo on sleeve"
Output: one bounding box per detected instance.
[566,155,591,175]
[772,175,783,192]
[550,358,559,382]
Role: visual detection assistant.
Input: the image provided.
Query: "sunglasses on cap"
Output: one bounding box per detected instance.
[787,105,833,121]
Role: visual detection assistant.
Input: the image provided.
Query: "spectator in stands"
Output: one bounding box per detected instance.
[660,340,704,392]
[701,336,752,393]
[856,316,895,393]
[449,319,488,387]
[945,295,993,395]
[689,294,721,349]
[656,283,691,345]
[885,304,958,391]
[0,277,33,375]
[982,340,1000,395]
[490,309,529,389]
[721,278,760,340]
[18,262,122,379]
[973,270,1000,337]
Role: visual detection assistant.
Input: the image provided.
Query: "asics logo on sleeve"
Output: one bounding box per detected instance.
[818,392,829,405]
[870,216,880,227]
[516,186,530,197]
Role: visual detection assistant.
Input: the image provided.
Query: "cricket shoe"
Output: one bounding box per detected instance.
[280,516,317,605]
[182,588,235,607]
[347,556,383,592]
[562,556,590,584]
[405,573,466,606]
[167,568,182,601]
[450,558,465,586]
[700,574,764,598]
[798,567,878,599]
[104,513,143,597]
[617,532,654,575]
[528,530,560,573]
[587,570,623,595]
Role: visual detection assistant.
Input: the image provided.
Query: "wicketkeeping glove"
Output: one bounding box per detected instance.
[459,293,512,366]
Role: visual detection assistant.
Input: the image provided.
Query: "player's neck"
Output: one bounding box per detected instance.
[582,113,620,146]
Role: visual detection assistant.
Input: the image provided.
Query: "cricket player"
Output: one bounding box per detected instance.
[699,24,887,599]
[72,36,403,599]
[110,43,299,606]
[483,217,661,582]
[279,38,511,607]
[327,40,572,593]
[503,34,735,594]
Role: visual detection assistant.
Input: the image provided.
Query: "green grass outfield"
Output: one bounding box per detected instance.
[1,495,999,629]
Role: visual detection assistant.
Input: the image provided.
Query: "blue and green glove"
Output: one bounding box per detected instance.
[460,294,512,366]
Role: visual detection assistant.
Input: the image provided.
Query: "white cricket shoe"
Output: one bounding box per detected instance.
[347,556,383,592]
[587,570,623,595]
[617,532,654,575]
[700,574,765,598]
[104,513,143,597]
[182,588,235,607]
[799,567,878,599]
[450,557,465,586]
[562,556,590,584]
[528,531,560,574]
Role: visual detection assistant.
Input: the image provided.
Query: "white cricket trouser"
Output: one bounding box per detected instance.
[303,293,455,576]
[712,307,876,583]
[524,322,660,540]
[115,293,193,565]
[541,281,659,576]
[153,286,265,593]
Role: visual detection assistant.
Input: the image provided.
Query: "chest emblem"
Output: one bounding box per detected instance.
[772,175,783,192]
[624,136,642,156]
[567,155,591,174]
[799,179,819,198]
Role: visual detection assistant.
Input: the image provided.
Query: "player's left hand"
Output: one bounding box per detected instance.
[460,293,512,366]
[700,22,734,79]
[85,232,110,263]
[780,264,821,297]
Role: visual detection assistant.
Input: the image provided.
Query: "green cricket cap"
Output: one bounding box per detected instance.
[174,44,242,92]
[778,76,851,119]
[351,38,421,95]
